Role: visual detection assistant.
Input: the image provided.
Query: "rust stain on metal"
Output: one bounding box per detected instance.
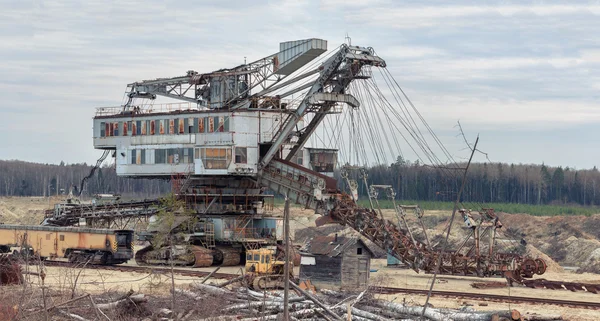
[198,118,204,133]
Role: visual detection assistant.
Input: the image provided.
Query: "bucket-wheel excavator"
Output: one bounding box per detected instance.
[46,38,547,284]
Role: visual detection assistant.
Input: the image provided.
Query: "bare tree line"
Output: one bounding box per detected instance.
[0,160,170,198]
[359,156,600,206]
[2,158,600,206]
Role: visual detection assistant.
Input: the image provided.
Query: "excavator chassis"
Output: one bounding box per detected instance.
[135,245,241,267]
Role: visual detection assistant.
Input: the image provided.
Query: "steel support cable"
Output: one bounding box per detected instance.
[351,82,387,166]
[364,77,439,167]
[373,70,435,161]
[364,75,433,162]
[366,76,470,192]
[360,78,405,161]
[356,102,380,166]
[330,107,351,164]
[362,83,427,166]
[360,78,396,166]
[383,67,458,167]
[358,80,394,166]
[364,79,405,160]
[354,108,370,167]
[372,75,446,170]
[375,69,435,159]
[372,73,453,175]
[367,72,485,213]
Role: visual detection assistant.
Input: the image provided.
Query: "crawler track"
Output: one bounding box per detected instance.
[372,286,600,310]
[42,261,239,280]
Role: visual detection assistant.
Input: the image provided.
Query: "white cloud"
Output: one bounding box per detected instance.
[1,1,600,167]
[346,5,600,29]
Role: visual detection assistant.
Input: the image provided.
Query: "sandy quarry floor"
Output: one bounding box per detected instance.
[3,197,600,320]
[17,259,597,321]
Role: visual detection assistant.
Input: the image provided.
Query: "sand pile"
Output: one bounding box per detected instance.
[526,244,564,273]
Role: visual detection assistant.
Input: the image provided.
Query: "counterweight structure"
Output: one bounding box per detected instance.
[46,38,546,282]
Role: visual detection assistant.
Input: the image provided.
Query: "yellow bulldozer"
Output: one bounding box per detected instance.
[244,248,294,290]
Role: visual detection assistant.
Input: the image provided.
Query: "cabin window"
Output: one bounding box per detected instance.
[136,121,142,135]
[130,150,137,164]
[199,118,205,133]
[100,122,106,137]
[150,120,155,135]
[167,148,179,164]
[235,147,247,164]
[113,122,119,136]
[357,247,363,255]
[59,235,64,241]
[141,150,146,164]
[253,254,260,262]
[217,116,225,132]
[124,121,129,136]
[179,118,185,134]
[208,117,214,133]
[260,255,265,263]
[200,148,232,169]
[155,150,166,164]
[169,119,175,134]
[265,255,270,263]
[246,253,252,261]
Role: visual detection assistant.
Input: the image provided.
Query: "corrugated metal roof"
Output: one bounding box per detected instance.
[301,235,373,257]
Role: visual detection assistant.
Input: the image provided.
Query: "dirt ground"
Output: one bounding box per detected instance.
[3,197,600,320]
[21,260,599,321]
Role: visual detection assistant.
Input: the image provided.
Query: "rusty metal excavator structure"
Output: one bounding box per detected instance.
[45,38,545,283]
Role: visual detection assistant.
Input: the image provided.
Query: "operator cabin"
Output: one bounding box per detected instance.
[299,235,373,291]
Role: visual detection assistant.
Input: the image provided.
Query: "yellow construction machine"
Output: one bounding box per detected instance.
[244,248,294,290]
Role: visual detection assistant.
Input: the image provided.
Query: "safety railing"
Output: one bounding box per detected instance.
[95,102,202,117]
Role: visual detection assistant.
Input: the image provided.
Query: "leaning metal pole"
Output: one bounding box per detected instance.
[421,136,479,319]
[283,194,291,321]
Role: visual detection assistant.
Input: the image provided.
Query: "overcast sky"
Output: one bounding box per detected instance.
[1,0,599,169]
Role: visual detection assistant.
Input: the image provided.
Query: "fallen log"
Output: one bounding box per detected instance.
[28,294,91,316]
[191,283,233,296]
[173,288,204,301]
[96,294,147,310]
[335,306,392,321]
[238,307,324,321]
[373,301,522,321]
[289,280,343,321]
[217,275,244,288]
[57,309,90,321]
[357,305,413,320]
[524,315,563,321]
[201,266,221,284]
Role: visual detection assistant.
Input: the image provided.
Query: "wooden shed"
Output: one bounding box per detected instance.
[299,235,373,290]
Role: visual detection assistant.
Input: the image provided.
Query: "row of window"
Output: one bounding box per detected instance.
[100,116,230,137]
[127,147,248,168]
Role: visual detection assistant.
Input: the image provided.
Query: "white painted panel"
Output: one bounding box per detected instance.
[300,256,316,266]
[131,135,195,145]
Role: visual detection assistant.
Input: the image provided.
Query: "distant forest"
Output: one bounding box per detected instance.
[1,158,600,206]
[0,160,170,198]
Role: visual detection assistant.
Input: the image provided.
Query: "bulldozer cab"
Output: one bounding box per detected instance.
[245,248,283,274]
